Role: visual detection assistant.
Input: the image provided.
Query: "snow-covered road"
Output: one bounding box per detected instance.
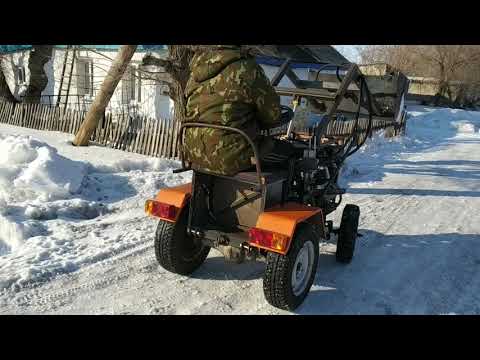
[1,106,480,314]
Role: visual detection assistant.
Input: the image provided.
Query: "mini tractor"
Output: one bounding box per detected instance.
[145,48,409,311]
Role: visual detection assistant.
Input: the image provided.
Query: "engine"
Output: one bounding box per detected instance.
[290,144,345,216]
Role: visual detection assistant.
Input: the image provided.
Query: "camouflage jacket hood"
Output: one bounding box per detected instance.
[190,47,245,83]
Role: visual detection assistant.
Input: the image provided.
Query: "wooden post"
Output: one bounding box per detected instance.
[158,119,166,157]
[73,45,137,146]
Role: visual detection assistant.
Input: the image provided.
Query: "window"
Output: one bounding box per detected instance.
[121,65,140,105]
[76,58,93,96]
[15,66,26,85]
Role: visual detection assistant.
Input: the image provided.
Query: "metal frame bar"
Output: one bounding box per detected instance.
[178,122,264,189]
[271,59,292,87]
[317,64,361,135]
[271,62,363,142]
[275,86,336,100]
[274,62,389,118]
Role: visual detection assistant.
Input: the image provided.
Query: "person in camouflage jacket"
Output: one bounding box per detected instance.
[183,45,282,176]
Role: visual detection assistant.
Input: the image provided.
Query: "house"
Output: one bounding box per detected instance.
[0,45,350,119]
[0,45,174,119]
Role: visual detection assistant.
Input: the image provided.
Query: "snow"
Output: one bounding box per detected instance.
[0,125,189,290]
[341,105,480,186]
[0,134,88,258]
[0,135,87,203]
[1,105,480,314]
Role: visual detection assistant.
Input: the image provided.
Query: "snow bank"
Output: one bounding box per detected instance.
[339,128,416,184]
[92,157,180,174]
[407,106,480,139]
[0,134,87,203]
[451,122,476,134]
[0,131,186,291]
[340,106,480,185]
[0,134,89,254]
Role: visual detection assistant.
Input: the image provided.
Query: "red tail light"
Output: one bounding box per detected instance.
[248,228,290,254]
[145,200,177,221]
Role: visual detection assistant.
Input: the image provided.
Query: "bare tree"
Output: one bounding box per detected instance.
[0,57,18,103]
[141,45,262,123]
[23,45,53,103]
[359,45,480,106]
[358,45,420,74]
[412,46,480,104]
[141,45,198,124]
[0,46,53,104]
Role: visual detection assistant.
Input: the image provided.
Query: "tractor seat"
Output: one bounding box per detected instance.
[191,165,288,186]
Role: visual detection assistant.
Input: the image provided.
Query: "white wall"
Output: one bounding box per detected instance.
[46,49,171,118]
[1,48,172,119]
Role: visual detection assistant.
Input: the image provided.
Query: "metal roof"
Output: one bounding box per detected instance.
[249,45,351,66]
[0,45,32,53]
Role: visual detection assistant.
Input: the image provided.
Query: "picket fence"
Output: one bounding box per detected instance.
[0,101,182,159]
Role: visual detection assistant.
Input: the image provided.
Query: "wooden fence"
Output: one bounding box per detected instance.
[0,101,406,160]
[0,101,182,159]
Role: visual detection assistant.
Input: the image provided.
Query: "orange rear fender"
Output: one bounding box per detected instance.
[252,203,324,255]
[145,183,192,222]
[154,183,192,209]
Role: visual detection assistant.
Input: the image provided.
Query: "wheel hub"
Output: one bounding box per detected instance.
[291,241,315,296]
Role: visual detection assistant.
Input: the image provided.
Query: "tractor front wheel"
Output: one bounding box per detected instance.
[336,204,360,264]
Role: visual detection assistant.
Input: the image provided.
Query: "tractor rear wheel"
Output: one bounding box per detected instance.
[263,224,319,311]
[154,207,210,276]
[336,204,360,264]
